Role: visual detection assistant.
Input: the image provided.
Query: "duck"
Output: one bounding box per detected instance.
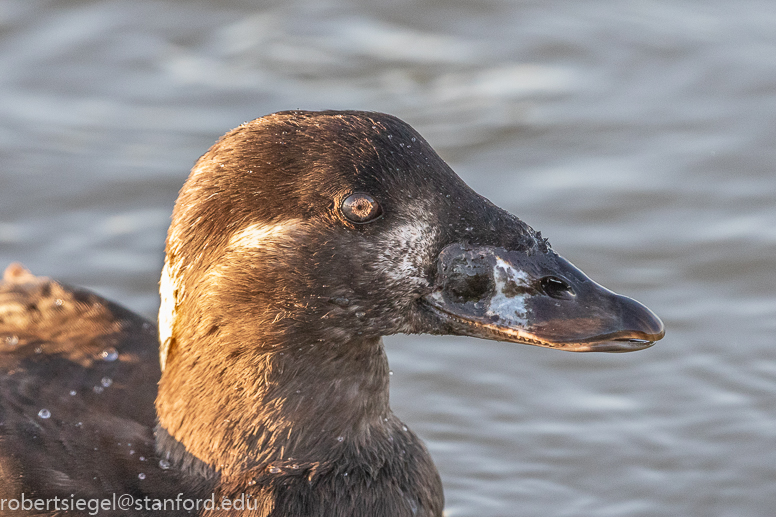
[0,110,664,516]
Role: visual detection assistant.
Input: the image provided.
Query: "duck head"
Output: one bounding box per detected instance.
[160,110,662,364]
[156,110,664,475]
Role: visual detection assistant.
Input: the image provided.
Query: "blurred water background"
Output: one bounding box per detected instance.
[1,1,775,515]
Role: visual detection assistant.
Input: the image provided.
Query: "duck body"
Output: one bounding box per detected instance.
[0,266,199,510]
[0,111,664,516]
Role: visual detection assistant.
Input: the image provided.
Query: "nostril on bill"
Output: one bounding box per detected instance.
[539,276,574,299]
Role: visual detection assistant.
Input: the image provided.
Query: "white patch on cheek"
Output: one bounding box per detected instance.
[377,221,437,288]
[486,256,530,326]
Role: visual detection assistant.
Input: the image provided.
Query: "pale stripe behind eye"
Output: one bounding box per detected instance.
[228,220,303,250]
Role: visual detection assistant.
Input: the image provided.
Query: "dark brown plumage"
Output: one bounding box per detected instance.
[0,264,195,509]
[0,111,663,516]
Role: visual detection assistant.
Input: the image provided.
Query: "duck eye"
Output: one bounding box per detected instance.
[540,276,574,299]
[341,193,382,224]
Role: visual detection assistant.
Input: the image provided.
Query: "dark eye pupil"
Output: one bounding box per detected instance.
[341,193,382,223]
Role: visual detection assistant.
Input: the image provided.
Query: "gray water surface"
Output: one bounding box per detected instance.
[1,1,775,515]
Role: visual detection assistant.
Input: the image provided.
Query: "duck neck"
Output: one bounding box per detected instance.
[155,329,393,478]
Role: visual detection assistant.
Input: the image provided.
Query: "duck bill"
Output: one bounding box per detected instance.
[423,244,665,352]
